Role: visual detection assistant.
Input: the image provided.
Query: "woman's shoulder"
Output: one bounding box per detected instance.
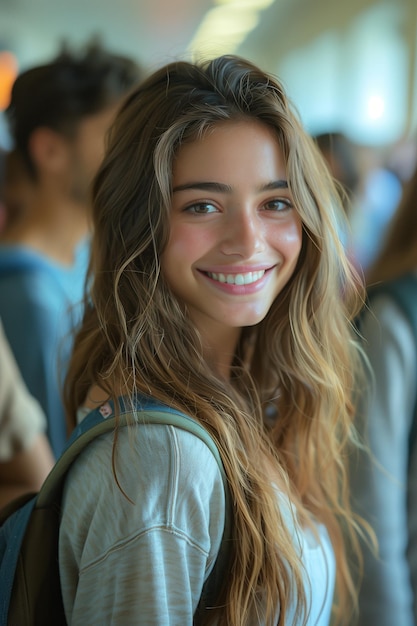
[65,411,226,515]
[76,393,225,483]
[61,415,227,571]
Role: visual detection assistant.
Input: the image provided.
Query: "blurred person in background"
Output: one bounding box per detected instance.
[314,132,406,275]
[0,148,35,233]
[349,144,403,273]
[0,42,143,457]
[0,148,6,233]
[350,163,417,625]
[314,131,361,271]
[0,318,54,510]
[314,131,360,215]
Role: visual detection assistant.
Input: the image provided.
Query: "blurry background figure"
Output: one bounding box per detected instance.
[0,41,143,457]
[350,162,417,626]
[314,130,409,275]
[365,157,417,287]
[314,131,360,215]
[349,145,404,273]
[0,148,35,233]
[0,319,54,510]
[0,149,6,233]
[314,131,361,268]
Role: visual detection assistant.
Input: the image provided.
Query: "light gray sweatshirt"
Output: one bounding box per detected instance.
[352,292,417,626]
[59,404,335,625]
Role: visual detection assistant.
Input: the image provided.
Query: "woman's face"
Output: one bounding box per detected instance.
[162,119,302,342]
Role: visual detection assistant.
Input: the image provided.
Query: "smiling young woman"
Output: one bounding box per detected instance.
[163,119,302,370]
[61,55,366,625]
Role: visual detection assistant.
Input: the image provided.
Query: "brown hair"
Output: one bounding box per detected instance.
[6,41,143,180]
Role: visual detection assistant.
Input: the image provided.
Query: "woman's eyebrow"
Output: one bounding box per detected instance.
[172,181,232,193]
[259,180,289,191]
[172,179,289,193]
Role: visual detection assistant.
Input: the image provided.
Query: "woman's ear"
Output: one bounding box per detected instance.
[28,126,70,175]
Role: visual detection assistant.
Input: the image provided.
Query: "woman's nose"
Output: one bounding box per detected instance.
[220,211,265,257]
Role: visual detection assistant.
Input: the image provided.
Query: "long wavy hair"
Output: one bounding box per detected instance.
[366,164,417,286]
[65,55,365,625]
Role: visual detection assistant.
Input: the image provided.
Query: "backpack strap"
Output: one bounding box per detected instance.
[37,394,232,608]
[36,395,229,506]
[0,496,37,624]
[367,273,417,463]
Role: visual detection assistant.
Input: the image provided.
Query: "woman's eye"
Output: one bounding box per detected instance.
[185,202,218,214]
[264,198,292,212]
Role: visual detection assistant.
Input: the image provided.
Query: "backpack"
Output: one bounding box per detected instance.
[0,395,231,625]
[365,272,417,461]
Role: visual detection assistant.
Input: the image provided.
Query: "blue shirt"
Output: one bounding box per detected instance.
[0,239,89,456]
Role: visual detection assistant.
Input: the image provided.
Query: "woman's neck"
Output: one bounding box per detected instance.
[200,326,242,380]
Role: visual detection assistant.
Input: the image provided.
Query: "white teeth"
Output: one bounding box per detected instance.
[207,270,265,285]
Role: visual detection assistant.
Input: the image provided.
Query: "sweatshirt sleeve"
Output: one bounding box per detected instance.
[351,294,417,626]
[59,421,226,625]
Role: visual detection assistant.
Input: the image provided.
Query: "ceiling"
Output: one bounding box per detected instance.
[0,0,416,149]
[0,0,214,70]
[0,0,415,75]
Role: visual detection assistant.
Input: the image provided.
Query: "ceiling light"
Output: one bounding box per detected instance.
[188,0,273,57]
